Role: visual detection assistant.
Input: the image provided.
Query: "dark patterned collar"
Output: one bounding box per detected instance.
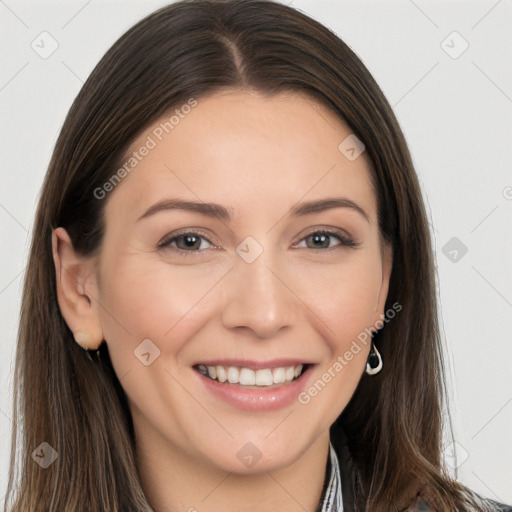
[316,442,344,512]
[322,430,512,512]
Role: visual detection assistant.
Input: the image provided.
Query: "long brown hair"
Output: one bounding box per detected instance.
[5,1,469,510]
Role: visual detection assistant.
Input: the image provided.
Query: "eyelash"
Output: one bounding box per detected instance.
[158,228,359,256]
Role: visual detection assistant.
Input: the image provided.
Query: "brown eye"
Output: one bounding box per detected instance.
[174,234,203,250]
[158,231,214,253]
[297,230,358,250]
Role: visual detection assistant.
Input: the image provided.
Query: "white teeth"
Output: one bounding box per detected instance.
[284,366,295,381]
[199,363,306,386]
[216,365,227,382]
[227,367,239,383]
[272,367,285,384]
[239,368,256,385]
[255,369,273,386]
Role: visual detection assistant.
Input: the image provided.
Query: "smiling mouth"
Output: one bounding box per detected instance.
[194,363,310,388]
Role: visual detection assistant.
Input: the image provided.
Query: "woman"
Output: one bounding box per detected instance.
[5,1,511,511]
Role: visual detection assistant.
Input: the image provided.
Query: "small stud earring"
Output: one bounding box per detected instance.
[74,330,101,362]
[74,330,93,350]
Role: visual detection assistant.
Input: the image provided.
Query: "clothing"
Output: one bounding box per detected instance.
[315,436,512,512]
[315,443,343,512]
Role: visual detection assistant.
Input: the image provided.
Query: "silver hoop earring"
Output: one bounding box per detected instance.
[365,342,383,375]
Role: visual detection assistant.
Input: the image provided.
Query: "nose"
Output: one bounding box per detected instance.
[220,251,297,339]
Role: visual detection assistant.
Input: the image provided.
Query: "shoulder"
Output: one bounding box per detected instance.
[330,426,511,512]
[407,484,512,512]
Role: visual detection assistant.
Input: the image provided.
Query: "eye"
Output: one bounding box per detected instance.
[158,228,358,255]
[158,230,215,254]
[295,229,358,250]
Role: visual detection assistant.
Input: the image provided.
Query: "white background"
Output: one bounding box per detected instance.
[1,0,511,505]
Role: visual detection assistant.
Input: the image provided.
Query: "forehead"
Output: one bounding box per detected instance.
[104,90,376,221]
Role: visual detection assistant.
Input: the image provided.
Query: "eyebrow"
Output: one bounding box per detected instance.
[137,197,370,223]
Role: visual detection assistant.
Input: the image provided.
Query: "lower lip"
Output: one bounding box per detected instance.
[195,365,314,411]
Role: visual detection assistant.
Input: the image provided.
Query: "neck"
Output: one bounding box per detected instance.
[135,420,331,512]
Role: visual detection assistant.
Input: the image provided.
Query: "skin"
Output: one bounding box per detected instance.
[52,89,392,512]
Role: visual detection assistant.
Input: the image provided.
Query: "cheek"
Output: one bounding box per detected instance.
[294,261,381,419]
[295,254,384,350]
[96,254,227,363]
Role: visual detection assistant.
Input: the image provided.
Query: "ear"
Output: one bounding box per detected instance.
[373,240,393,322]
[51,227,104,350]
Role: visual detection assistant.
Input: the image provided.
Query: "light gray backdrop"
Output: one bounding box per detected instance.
[1,0,511,505]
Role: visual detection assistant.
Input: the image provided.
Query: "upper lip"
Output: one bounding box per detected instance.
[193,358,314,370]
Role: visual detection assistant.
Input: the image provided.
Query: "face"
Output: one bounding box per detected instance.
[68,90,391,474]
